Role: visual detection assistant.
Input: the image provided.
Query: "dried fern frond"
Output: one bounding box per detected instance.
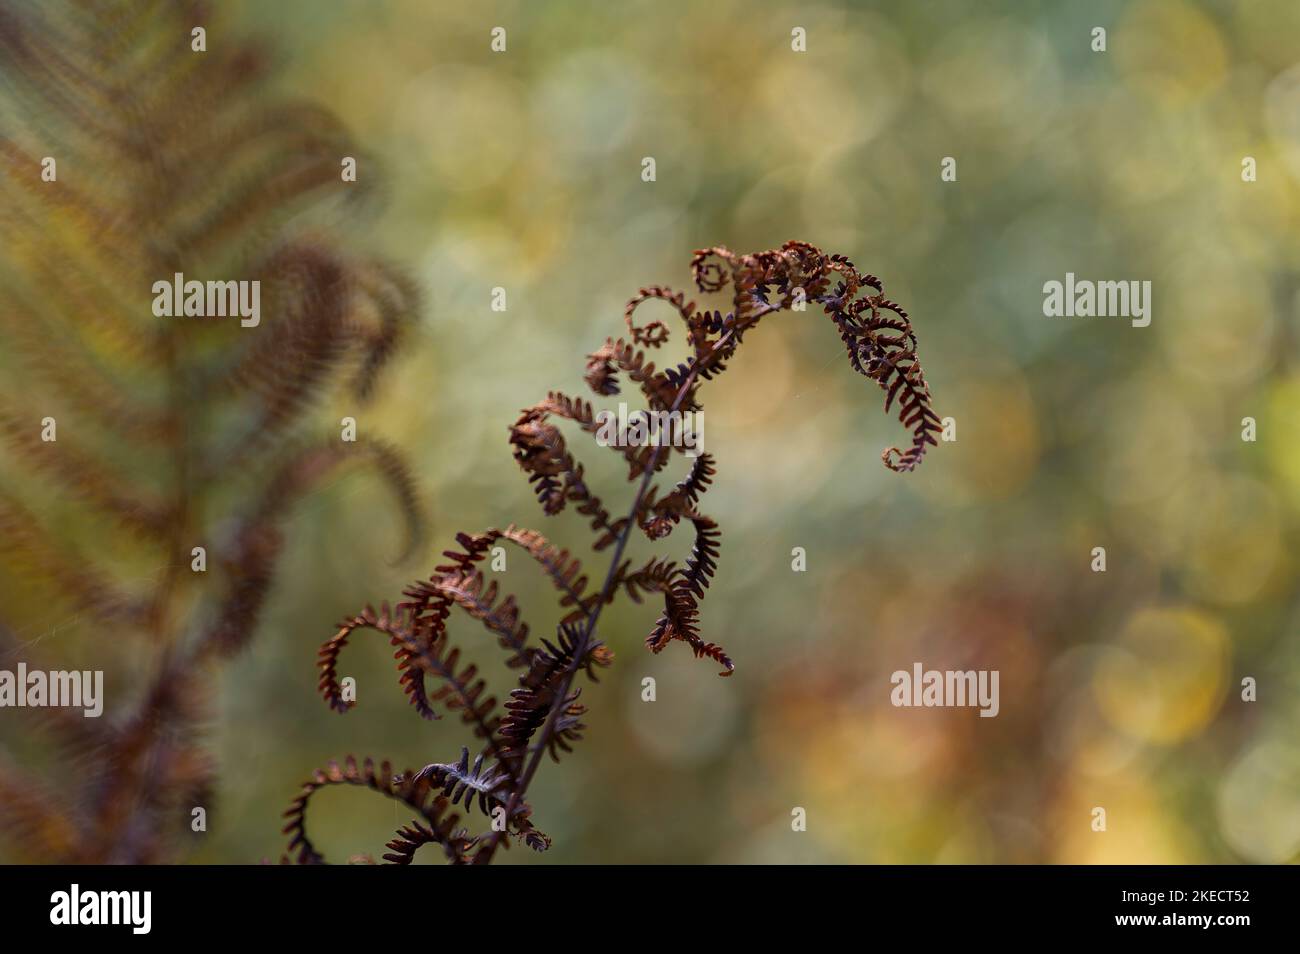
[282,756,475,865]
[0,1,422,862]
[292,241,938,864]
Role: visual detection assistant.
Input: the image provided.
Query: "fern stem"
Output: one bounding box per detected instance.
[477,332,730,863]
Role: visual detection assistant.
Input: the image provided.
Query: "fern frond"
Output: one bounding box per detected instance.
[383,819,476,866]
[412,746,511,815]
[300,241,937,864]
[0,0,423,862]
[0,760,82,862]
[282,756,471,865]
[410,746,550,852]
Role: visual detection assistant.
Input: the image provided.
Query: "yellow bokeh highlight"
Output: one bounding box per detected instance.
[1053,774,1199,863]
[1265,375,1300,511]
[1093,607,1229,744]
[1117,0,1228,105]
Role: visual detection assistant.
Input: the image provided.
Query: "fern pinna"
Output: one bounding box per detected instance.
[286,241,939,865]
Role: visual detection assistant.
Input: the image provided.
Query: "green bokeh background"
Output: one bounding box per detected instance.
[6,0,1300,863]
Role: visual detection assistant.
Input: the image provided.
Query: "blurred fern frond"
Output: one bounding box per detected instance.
[0,0,423,862]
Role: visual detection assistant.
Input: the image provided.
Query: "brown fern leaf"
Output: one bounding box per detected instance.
[317,604,509,765]
[0,762,82,862]
[496,622,611,767]
[0,0,423,863]
[411,747,550,851]
[298,241,936,865]
[383,819,476,866]
[282,756,472,865]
